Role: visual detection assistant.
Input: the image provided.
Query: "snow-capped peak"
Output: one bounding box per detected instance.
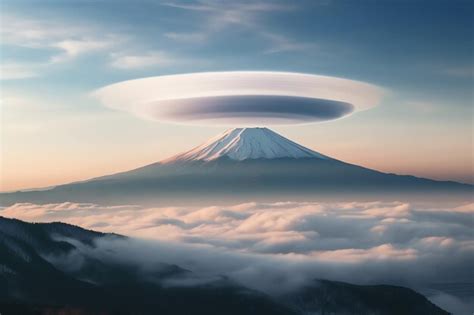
[163,127,329,163]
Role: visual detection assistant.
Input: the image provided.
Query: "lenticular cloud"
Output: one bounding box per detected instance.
[93,71,384,125]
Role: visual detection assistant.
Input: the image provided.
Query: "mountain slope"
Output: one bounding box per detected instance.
[281,280,449,315]
[163,127,329,162]
[0,128,471,206]
[0,216,294,315]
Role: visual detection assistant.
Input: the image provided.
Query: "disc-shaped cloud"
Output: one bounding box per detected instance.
[93,71,384,125]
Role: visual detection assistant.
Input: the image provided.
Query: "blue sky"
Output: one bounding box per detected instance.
[1,0,473,190]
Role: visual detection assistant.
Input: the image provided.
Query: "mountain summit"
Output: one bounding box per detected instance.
[164,127,328,163]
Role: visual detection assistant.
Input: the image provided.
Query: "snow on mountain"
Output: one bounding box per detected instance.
[163,127,329,163]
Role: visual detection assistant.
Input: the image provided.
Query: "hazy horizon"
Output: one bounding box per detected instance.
[2,124,473,192]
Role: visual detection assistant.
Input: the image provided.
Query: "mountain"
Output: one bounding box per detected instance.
[0,216,292,315]
[0,216,449,315]
[0,127,471,206]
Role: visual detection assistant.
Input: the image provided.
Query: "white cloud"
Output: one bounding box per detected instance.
[109,51,176,69]
[51,38,118,63]
[3,200,472,258]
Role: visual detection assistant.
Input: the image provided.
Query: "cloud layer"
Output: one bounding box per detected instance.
[93,72,384,125]
[2,200,473,313]
[2,201,472,277]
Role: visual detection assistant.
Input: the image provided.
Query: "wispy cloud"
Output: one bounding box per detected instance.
[164,1,291,26]
[109,51,175,69]
[0,3,316,77]
[260,32,317,54]
[163,1,313,54]
[0,15,123,80]
[1,14,119,61]
[1,15,86,48]
[50,38,119,63]
[0,14,127,78]
[109,51,206,70]
[0,62,40,80]
[196,1,291,29]
[0,13,206,76]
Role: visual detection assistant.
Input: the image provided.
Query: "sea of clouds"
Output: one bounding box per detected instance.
[2,200,473,314]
